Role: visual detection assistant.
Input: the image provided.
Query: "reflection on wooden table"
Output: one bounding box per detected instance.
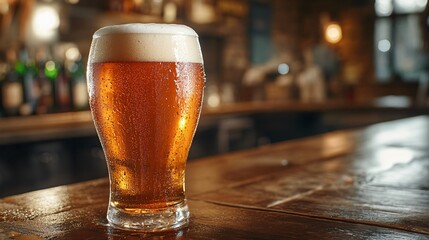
[0,116,429,239]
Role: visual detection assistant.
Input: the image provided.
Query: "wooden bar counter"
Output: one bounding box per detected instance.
[1,116,429,239]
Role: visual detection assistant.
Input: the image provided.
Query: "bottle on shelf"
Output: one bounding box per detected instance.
[1,45,89,117]
[19,47,39,116]
[55,63,71,112]
[35,48,55,115]
[2,48,24,117]
[0,55,10,117]
[68,59,88,111]
[43,59,61,112]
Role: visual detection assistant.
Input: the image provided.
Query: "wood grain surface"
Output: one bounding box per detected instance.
[1,116,429,239]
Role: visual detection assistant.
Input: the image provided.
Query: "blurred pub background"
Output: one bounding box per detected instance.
[0,0,428,197]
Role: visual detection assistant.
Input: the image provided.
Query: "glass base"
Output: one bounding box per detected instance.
[107,200,190,232]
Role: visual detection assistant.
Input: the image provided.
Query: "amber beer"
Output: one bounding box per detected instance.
[87,24,204,231]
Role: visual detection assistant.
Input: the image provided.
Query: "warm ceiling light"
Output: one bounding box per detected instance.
[325,23,342,44]
[65,47,81,61]
[0,1,9,14]
[32,5,60,41]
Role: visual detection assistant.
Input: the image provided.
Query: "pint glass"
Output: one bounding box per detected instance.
[87,24,205,231]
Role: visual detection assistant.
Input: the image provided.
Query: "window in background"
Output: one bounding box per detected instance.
[249,1,272,65]
[374,0,427,82]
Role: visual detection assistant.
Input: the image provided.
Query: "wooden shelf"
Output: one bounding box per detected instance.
[0,111,96,145]
[0,101,426,145]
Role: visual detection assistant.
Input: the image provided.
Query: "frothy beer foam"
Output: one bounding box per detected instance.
[89,24,203,64]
